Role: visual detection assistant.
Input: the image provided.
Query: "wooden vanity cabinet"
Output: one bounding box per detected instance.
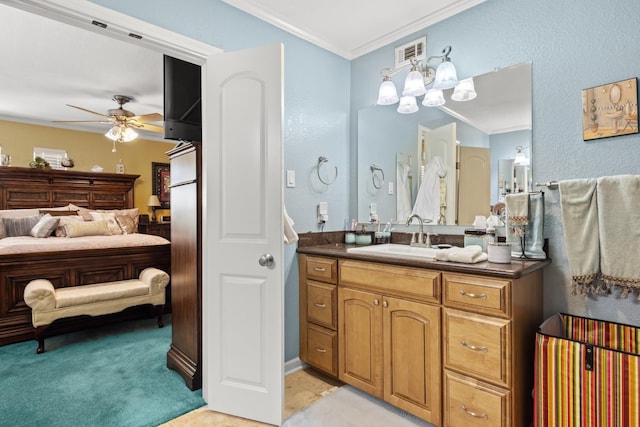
[338,260,442,425]
[298,255,338,376]
[298,249,544,427]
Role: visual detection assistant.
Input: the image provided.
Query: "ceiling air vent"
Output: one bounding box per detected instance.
[395,36,426,69]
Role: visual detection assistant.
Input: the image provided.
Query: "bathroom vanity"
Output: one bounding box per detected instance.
[298,237,549,426]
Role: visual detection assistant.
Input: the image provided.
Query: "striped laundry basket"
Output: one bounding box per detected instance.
[534,313,640,427]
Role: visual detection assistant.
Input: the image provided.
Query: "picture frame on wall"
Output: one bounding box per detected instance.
[152,162,171,209]
[583,77,638,141]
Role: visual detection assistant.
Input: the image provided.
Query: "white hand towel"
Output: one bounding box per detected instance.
[559,179,599,294]
[596,175,640,298]
[435,245,488,264]
[283,205,298,245]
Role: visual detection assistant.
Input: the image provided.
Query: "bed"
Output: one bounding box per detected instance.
[0,167,171,346]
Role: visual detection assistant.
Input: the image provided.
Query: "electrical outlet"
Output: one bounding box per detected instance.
[317,202,328,224]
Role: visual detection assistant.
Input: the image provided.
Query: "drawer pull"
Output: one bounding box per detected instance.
[313,346,327,353]
[313,267,327,272]
[313,303,326,308]
[461,405,488,420]
[459,290,487,299]
[460,340,488,352]
[373,299,380,306]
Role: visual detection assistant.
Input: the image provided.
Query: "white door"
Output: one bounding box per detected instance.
[202,43,284,425]
[419,124,457,225]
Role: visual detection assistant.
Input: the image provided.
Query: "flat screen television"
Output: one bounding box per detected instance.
[163,55,202,142]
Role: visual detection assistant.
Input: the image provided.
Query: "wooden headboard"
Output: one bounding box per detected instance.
[0,167,140,210]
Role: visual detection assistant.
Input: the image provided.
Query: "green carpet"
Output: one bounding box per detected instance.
[0,316,205,427]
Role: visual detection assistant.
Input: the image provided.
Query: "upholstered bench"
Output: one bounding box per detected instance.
[23,267,169,353]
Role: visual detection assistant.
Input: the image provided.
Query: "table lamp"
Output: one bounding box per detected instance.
[147,195,161,223]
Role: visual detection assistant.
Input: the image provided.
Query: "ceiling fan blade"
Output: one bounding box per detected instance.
[131,113,163,123]
[138,123,164,133]
[53,120,112,124]
[66,104,111,118]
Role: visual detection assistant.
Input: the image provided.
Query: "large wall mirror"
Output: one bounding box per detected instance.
[357,62,532,227]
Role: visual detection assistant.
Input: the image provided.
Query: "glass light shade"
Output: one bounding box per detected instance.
[105,125,138,142]
[402,69,427,97]
[422,89,445,107]
[451,77,477,101]
[397,96,418,114]
[376,78,399,105]
[514,150,529,165]
[432,60,459,90]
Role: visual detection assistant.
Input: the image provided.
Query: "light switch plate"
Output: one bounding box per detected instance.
[286,170,295,187]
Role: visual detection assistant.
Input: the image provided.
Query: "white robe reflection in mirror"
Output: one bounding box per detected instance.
[396,161,413,223]
[411,156,446,224]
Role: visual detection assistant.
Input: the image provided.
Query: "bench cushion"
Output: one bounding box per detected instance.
[55,279,149,308]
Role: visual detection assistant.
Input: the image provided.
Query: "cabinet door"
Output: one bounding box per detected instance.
[338,287,383,397]
[383,297,441,425]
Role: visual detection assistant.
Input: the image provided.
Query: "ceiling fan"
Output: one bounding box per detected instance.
[55,95,163,137]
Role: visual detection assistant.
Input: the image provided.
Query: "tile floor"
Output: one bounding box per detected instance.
[161,369,341,426]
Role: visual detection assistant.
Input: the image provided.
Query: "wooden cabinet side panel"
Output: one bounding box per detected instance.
[166,142,202,391]
[298,254,309,363]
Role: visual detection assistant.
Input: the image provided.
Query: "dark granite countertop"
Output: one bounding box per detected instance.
[297,240,550,279]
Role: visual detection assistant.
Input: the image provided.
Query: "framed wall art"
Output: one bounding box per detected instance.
[583,77,638,141]
[152,162,171,209]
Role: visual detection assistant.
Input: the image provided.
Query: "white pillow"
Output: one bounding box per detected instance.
[30,214,60,238]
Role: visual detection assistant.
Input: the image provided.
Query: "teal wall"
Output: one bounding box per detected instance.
[91,0,640,362]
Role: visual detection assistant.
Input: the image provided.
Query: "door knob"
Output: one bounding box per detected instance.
[258,253,274,267]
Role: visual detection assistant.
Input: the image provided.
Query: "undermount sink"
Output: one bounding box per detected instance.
[347,243,438,260]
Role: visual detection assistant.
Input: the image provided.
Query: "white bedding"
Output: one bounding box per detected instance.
[0,233,169,255]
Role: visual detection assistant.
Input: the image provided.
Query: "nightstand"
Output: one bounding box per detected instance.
[138,222,171,241]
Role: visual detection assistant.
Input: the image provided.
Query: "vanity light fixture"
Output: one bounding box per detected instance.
[514,146,530,165]
[376,45,475,114]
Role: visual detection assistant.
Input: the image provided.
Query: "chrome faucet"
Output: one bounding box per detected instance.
[406,214,431,247]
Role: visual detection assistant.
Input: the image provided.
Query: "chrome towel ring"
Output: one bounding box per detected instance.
[317,156,338,185]
[370,164,384,189]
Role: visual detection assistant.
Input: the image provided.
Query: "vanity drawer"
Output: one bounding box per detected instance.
[306,324,337,376]
[444,369,510,427]
[307,280,337,330]
[306,256,338,284]
[338,260,440,303]
[443,273,510,318]
[444,309,511,388]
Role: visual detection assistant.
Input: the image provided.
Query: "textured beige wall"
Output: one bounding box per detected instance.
[0,120,175,217]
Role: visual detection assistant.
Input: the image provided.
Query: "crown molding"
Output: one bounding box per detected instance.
[223,0,486,60]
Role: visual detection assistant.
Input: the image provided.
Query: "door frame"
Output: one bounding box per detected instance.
[8,0,226,396]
